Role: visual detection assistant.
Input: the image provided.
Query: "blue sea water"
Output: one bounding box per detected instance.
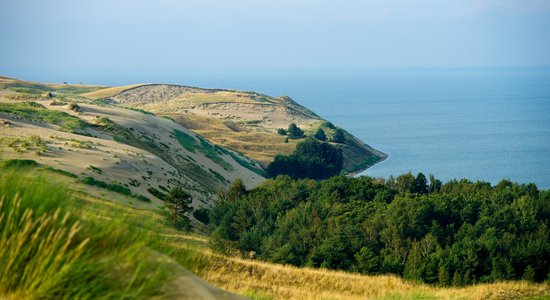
[3,68,550,188]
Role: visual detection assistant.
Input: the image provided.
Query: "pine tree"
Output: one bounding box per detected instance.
[314,128,327,141]
[165,187,193,230]
[523,265,536,282]
[287,123,305,139]
[332,129,345,143]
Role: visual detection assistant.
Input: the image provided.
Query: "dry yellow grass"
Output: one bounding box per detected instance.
[166,113,298,165]
[173,91,261,105]
[81,84,144,99]
[165,234,550,300]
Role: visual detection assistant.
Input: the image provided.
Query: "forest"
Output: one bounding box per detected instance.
[209,173,550,286]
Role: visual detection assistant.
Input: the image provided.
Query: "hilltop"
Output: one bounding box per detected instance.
[0,76,264,212]
[83,83,387,173]
[0,76,386,208]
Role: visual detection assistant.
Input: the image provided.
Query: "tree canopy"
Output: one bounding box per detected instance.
[287,123,305,139]
[314,128,327,141]
[165,187,193,230]
[332,129,345,143]
[209,174,550,286]
[267,138,343,180]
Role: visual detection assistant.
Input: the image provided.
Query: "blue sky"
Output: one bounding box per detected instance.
[1,0,549,69]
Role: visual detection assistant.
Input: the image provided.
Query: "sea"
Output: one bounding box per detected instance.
[3,67,550,188]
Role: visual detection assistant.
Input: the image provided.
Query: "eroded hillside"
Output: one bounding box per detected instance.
[0,77,264,210]
[84,84,387,173]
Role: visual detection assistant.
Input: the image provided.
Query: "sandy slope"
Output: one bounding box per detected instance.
[102,84,387,170]
[0,97,264,209]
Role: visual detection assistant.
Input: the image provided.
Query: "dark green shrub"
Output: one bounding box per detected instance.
[332,129,345,143]
[287,123,304,139]
[193,207,210,225]
[314,128,327,141]
[147,187,167,200]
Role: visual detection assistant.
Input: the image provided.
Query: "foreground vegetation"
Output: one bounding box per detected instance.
[170,233,550,300]
[210,174,550,286]
[0,170,167,299]
[0,161,549,299]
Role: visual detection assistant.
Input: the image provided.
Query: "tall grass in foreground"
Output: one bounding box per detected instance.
[0,171,168,299]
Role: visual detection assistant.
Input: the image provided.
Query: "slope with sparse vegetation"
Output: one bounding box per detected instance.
[85,83,386,172]
[0,77,264,212]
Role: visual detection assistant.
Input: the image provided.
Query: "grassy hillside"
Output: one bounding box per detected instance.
[84,83,387,172]
[1,163,548,299]
[0,78,265,212]
[0,163,249,299]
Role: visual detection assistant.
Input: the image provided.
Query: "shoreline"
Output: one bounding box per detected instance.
[346,152,389,178]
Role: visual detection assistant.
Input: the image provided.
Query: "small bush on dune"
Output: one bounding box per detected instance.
[0,159,39,169]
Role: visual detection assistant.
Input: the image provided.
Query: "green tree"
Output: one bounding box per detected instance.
[438,265,451,286]
[428,174,442,194]
[208,173,550,285]
[287,123,305,139]
[332,129,345,143]
[523,265,536,282]
[396,172,415,194]
[193,207,210,225]
[277,128,287,135]
[412,172,428,194]
[165,187,193,230]
[267,139,343,179]
[314,128,327,141]
[355,247,380,274]
[227,178,247,201]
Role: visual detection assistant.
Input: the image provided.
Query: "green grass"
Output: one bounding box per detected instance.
[0,102,87,133]
[209,168,229,183]
[7,135,47,154]
[172,129,233,171]
[1,81,102,95]
[0,158,39,169]
[44,167,78,178]
[0,171,166,299]
[87,165,103,174]
[172,129,198,152]
[80,176,150,202]
[147,187,167,200]
[226,150,266,177]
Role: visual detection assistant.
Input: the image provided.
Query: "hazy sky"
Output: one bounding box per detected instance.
[1,0,549,69]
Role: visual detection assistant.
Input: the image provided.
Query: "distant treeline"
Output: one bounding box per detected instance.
[209,174,550,286]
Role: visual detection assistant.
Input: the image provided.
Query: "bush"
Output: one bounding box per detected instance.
[332,129,345,143]
[193,207,210,225]
[314,128,327,141]
[0,159,39,169]
[287,123,305,139]
[277,128,287,135]
[80,176,147,201]
[147,187,167,200]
